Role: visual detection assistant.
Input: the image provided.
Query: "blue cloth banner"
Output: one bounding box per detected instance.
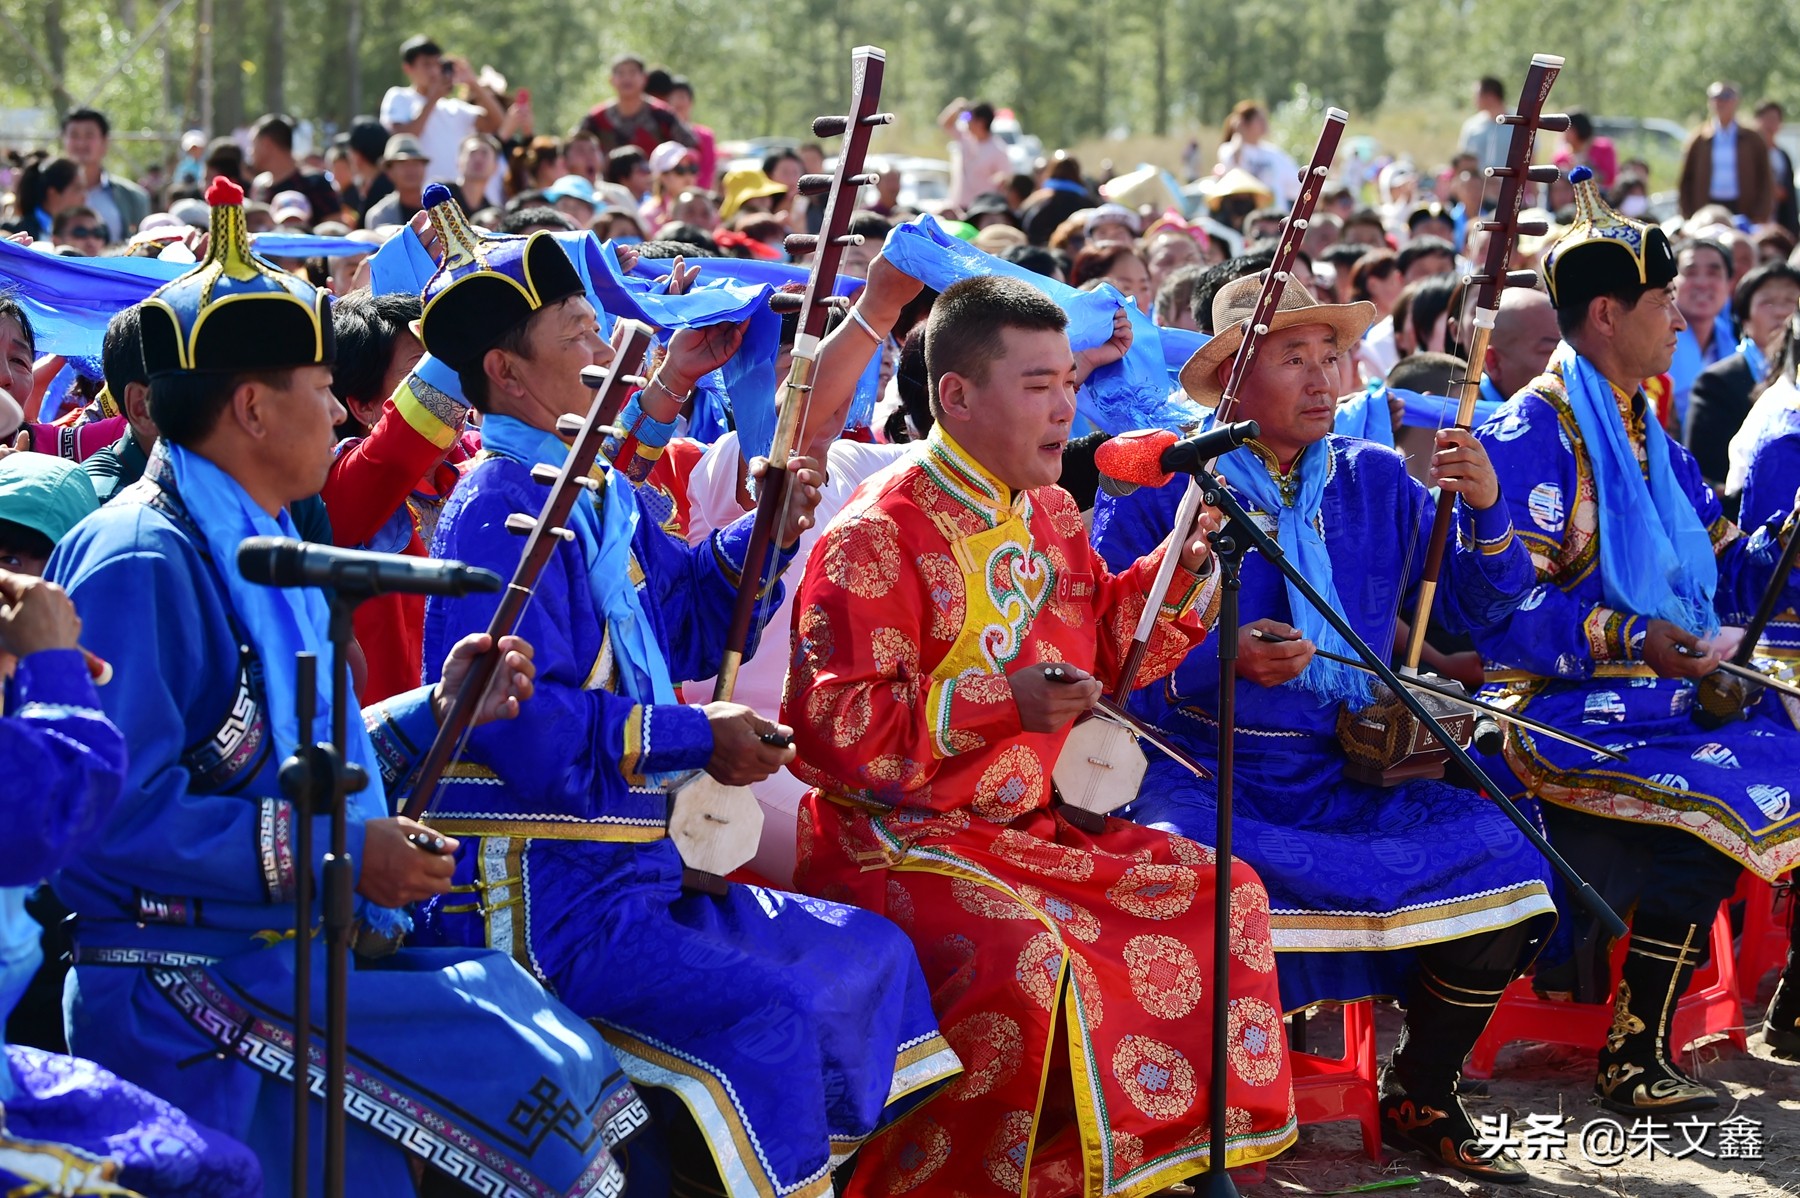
[0,240,181,358]
[880,215,1203,434]
[250,232,374,258]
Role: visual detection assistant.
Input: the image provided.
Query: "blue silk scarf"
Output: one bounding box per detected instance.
[1216,438,1374,707]
[1553,342,1719,635]
[161,443,407,936]
[478,415,679,712]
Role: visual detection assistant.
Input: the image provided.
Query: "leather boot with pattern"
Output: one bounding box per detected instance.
[1379,961,1528,1184]
[1594,919,1719,1114]
[1763,946,1800,1060]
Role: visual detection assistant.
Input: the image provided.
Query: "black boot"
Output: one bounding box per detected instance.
[1594,918,1719,1114]
[1380,960,1528,1184]
[1764,944,1800,1060]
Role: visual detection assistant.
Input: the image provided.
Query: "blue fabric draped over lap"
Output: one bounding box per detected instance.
[881,215,1203,434]
[160,444,408,937]
[1554,343,1719,634]
[1216,439,1375,706]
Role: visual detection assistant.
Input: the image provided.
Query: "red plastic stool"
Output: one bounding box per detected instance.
[1734,873,1791,995]
[1288,999,1382,1159]
[1465,902,1745,1079]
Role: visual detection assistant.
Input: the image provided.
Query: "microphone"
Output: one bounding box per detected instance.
[237,537,504,598]
[1093,420,1261,491]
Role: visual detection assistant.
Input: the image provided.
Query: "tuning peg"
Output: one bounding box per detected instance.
[820,295,852,310]
[1505,270,1541,288]
[1527,165,1562,184]
[555,414,586,438]
[1514,221,1550,237]
[812,115,848,137]
[863,112,895,127]
[834,233,866,247]
[784,234,819,255]
[579,365,609,390]
[768,291,805,313]
[847,172,880,187]
[529,463,562,486]
[1537,113,1571,133]
[506,512,575,541]
[617,375,647,390]
[796,173,834,196]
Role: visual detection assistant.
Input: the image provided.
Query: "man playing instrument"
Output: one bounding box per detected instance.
[1472,167,1800,1113]
[786,275,1297,1198]
[1093,276,1555,1183]
[45,177,648,1196]
[1730,317,1800,1059]
[409,188,960,1198]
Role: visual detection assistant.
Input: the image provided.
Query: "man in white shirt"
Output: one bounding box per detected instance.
[379,35,504,187]
[938,97,1015,211]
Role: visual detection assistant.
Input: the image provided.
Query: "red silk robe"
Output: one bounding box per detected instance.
[785,429,1297,1198]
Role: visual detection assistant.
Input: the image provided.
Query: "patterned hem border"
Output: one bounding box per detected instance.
[1106,1119,1299,1198]
[1269,885,1557,951]
[598,1026,823,1198]
[1505,734,1800,881]
[148,966,631,1198]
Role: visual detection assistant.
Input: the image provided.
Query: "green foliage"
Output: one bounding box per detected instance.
[4,0,1800,171]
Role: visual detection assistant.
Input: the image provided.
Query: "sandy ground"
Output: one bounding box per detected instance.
[1239,971,1800,1198]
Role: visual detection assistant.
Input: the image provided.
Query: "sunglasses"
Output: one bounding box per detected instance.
[66,226,105,240]
[667,162,696,175]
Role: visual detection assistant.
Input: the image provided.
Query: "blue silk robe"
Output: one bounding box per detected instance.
[46,452,647,1198]
[1092,435,1555,1011]
[415,453,959,1198]
[2,647,260,1197]
[1471,360,1800,889]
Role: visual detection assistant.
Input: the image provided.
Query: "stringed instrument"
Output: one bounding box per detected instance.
[1339,54,1568,786]
[1051,108,1350,831]
[400,320,655,821]
[669,45,894,892]
[1694,498,1800,728]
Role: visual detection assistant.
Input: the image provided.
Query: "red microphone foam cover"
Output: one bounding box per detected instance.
[1094,428,1179,488]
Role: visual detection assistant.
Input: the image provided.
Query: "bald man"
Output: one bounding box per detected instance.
[1483,286,1561,404]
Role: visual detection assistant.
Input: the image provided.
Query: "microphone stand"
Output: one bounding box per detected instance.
[1191,478,1626,1197]
[1201,512,1245,1198]
[275,592,370,1198]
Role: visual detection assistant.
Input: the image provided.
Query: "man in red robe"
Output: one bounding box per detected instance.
[786,276,1296,1197]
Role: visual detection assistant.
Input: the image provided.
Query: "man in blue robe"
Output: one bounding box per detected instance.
[1094,276,1553,1183]
[46,177,649,1197]
[1733,360,1800,1059]
[408,187,959,1198]
[1473,167,1800,1113]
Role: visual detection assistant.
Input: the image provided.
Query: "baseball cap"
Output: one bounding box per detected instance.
[170,197,211,229]
[648,141,695,176]
[1084,202,1142,236]
[270,191,313,227]
[545,175,597,206]
[0,453,99,548]
[180,129,206,152]
[1707,81,1740,100]
[382,134,429,163]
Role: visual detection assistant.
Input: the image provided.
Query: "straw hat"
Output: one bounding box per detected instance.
[1177,275,1375,406]
[1194,167,1273,211]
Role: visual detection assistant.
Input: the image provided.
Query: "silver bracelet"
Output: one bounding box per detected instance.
[847,304,884,344]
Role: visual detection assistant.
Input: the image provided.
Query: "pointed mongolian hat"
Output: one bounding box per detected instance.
[417,182,587,372]
[1539,165,1677,313]
[138,175,335,377]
